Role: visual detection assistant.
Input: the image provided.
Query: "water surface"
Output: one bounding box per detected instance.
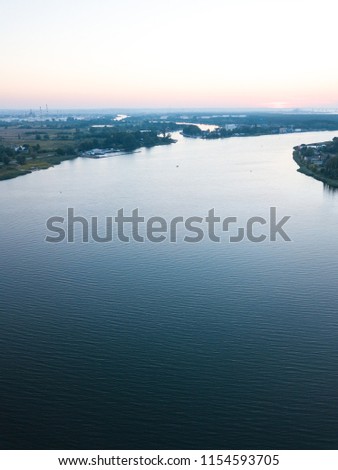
[1,131,338,449]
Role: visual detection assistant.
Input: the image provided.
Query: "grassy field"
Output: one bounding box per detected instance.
[0,126,76,150]
[0,124,80,180]
[0,167,31,181]
[0,120,174,181]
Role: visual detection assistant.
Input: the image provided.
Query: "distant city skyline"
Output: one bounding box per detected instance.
[1,0,337,109]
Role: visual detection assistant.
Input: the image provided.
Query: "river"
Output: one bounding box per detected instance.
[1,131,338,449]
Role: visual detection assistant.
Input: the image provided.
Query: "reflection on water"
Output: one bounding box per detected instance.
[323,182,338,194]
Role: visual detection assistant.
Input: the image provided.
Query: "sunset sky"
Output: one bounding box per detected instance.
[1,0,338,109]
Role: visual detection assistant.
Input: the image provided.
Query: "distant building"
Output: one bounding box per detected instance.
[224,124,237,131]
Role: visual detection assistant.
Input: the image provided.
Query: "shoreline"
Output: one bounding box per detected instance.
[0,141,175,182]
[293,152,338,188]
[2,128,338,185]
[0,154,77,181]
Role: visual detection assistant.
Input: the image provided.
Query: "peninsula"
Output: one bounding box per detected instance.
[293,137,338,187]
[0,114,176,181]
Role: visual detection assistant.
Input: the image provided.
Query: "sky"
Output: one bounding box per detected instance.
[1,0,338,109]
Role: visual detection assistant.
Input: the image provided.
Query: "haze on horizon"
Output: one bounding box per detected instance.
[1,0,337,110]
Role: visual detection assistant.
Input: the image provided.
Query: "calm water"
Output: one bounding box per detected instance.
[1,131,338,449]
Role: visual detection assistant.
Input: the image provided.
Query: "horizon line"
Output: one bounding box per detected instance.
[1,106,338,113]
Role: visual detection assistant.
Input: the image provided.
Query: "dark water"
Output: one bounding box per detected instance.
[1,131,338,449]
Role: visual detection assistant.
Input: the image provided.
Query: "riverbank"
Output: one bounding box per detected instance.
[293,149,338,188]
[0,154,77,181]
[0,119,176,181]
[0,142,173,181]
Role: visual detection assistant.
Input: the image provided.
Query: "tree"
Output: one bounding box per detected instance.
[65,146,76,156]
[301,146,315,157]
[121,134,138,151]
[325,156,338,177]
[17,154,26,165]
[56,148,65,156]
[182,124,202,137]
[2,154,10,165]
